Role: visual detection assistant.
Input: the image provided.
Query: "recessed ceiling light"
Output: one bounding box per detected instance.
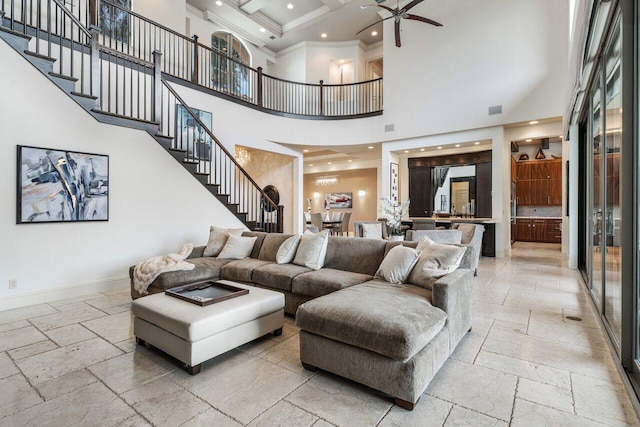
[559,135,563,139]
[437,146,442,150]
[404,150,409,153]
[327,161,332,165]
[348,159,353,163]
[529,120,539,125]
[474,141,480,145]
[321,33,327,38]
[340,59,344,64]
[368,146,374,149]
[309,164,313,166]
[455,144,461,148]
[371,31,378,36]
[303,149,309,153]
[287,3,293,9]
[420,148,425,152]
[259,27,266,33]
[526,139,532,142]
[215,0,223,5]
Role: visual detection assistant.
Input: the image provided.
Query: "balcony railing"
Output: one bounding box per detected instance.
[93,0,383,119]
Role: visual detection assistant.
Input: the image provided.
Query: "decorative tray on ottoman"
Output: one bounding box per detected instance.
[165,281,249,306]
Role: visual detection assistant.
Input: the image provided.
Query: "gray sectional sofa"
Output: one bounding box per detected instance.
[129,231,474,410]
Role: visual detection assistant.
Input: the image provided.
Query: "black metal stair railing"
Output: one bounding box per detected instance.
[1,0,94,97]
[159,77,283,233]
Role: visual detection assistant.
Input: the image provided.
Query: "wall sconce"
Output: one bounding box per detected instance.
[313,192,320,198]
[358,190,366,197]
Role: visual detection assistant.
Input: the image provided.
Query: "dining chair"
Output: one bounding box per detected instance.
[309,212,323,233]
[412,218,436,230]
[331,211,343,222]
[304,212,318,233]
[336,211,351,236]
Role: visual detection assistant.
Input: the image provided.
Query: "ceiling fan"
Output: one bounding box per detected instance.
[357,0,442,47]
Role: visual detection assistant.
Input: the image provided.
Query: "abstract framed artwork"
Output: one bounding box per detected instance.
[390,162,399,204]
[325,192,352,209]
[17,145,109,224]
[176,105,212,161]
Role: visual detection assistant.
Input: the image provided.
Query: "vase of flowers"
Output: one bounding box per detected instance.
[380,197,410,240]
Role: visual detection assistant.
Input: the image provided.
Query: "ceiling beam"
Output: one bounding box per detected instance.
[239,0,272,15]
[282,6,331,34]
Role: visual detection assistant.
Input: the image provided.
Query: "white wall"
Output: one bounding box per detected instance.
[0,41,244,304]
[383,0,569,140]
[134,0,186,35]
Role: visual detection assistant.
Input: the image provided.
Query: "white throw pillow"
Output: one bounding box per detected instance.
[293,230,329,270]
[374,245,421,284]
[217,235,257,259]
[362,223,383,239]
[203,226,245,257]
[408,237,467,289]
[276,235,301,264]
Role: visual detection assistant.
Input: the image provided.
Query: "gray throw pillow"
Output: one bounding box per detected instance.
[276,235,301,264]
[407,237,467,289]
[217,235,257,259]
[293,230,329,270]
[203,226,244,257]
[456,223,476,244]
[374,245,421,284]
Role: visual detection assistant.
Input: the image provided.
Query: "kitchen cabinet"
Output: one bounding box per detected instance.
[515,218,562,243]
[515,159,562,206]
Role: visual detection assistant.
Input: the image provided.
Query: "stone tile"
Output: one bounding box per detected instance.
[312,420,336,427]
[426,359,517,422]
[0,304,57,325]
[451,334,484,363]
[85,293,132,311]
[170,351,307,425]
[572,373,640,426]
[517,378,573,413]
[527,311,609,352]
[48,293,106,308]
[81,312,133,343]
[102,302,132,315]
[116,415,153,426]
[114,337,138,353]
[474,351,571,389]
[247,400,318,426]
[379,395,451,427]
[16,337,122,384]
[444,405,507,426]
[286,373,393,427]
[0,352,19,380]
[259,335,316,378]
[30,306,106,331]
[35,369,98,401]
[0,374,42,417]
[511,398,604,427]
[44,324,97,347]
[0,320,30,333]
[50,301,90,312]
[89,346,177,394]
[492,319,528,335]
[469,316,494,338]
[0,381,135,426]
[100,286,130,296]
[472,301,531,324]
[121,377,209,427]
[238,322,298,356]
[7,340,58,360]
[0,326,47,352]
[563,308,601,329]
[482,328,618,380]
[181,408,242,427]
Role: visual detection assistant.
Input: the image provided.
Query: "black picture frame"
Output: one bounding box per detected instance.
[390,162,399,203]
[17,145,109,224]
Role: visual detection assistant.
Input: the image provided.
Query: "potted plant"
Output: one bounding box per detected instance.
[380,197,410,241]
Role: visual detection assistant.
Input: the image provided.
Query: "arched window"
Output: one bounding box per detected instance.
[211,32,252,98]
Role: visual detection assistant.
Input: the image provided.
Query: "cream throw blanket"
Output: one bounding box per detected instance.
[133,244,195,295]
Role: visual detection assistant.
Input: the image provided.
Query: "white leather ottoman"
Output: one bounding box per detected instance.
[132,280,284,374]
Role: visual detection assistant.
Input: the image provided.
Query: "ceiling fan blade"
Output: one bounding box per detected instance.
[402,0,424,12]
[405,14,443,26]
[355,15,394,35]
[395,19,401,47]
[374,4,395,13]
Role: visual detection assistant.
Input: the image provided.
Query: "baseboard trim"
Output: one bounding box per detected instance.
[0,277,130,311]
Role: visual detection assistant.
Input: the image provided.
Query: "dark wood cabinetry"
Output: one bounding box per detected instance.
[515,218,561,243]
[514,159,562,206]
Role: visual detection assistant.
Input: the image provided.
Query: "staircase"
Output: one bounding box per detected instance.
[0,0,283,232]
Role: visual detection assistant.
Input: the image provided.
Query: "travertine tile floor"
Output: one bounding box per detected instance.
[1,242,639,426]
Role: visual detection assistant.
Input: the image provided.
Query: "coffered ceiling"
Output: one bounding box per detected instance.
[186,0,385,53]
